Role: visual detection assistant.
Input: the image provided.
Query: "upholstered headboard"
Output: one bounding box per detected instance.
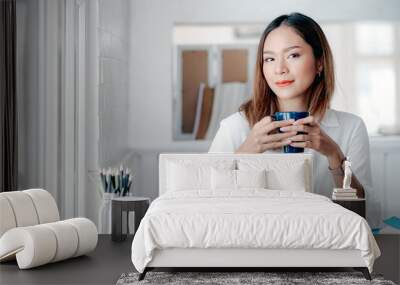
[159,153,313,195]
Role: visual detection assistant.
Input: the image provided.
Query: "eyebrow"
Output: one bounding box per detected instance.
[263,45,302,55]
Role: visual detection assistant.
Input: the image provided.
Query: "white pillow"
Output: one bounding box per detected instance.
[267,163,306,191]
[211,168,236,189]
[166,160,234,191]
[238,158,307,191]
[211,168,267,190]
[236,169,267,189]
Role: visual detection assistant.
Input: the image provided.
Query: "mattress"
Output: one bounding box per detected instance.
[131,189,380,273]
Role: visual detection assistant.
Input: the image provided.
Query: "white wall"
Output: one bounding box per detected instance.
[129,0,400,150]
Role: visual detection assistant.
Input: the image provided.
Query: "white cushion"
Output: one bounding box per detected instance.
[42,221,79,262]
[0,189,98,269]
[211,168,236,190]
[23,189,59,223]
[0,192,39,227]
[238,158,307,191]
[269,162,305,191]
[166,160,234,191]
[0,218,98,269]
[0,189,59,237]
[64,218,98,257]
[167,162,210,191]
[0,226,57,269]
[211,168,267,190]
[236,169,267,189]
[0,196,17,237]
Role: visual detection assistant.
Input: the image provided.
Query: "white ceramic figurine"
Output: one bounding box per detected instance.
[343,158,352,189]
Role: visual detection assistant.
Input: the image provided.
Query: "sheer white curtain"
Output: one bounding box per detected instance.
[16,0,91,219]
[17,0,63,210]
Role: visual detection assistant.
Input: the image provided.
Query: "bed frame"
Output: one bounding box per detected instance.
[140,248,371,280]
[138,153,372,281]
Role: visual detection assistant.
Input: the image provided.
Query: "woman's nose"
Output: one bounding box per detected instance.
[275,58,288,75]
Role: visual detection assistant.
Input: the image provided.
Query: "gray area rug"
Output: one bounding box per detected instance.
[116,271,396,285]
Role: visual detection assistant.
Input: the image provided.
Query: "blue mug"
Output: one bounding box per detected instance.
[272,111,310,153]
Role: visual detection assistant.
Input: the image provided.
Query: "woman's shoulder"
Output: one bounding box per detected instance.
[324,109,365,127]
[220,111,250,128]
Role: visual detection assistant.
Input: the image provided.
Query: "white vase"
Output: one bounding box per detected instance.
[98,193,113,234]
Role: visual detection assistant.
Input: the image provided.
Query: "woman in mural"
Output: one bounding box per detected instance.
[209,13,377,225]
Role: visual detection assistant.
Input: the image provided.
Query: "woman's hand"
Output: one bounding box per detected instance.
[236,116,297,153]
[279,115,345,168]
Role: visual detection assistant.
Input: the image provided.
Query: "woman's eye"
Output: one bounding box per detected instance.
[288,53,300,59]
[263,58,274,62]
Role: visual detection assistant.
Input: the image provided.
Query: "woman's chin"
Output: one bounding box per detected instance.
[275,92,303,101]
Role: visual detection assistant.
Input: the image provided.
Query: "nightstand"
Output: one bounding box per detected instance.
[332,198,366,218]
[111,196,150,242]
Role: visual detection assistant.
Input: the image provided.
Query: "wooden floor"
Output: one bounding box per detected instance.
[0,235,134,285]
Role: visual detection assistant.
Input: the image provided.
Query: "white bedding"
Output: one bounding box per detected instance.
[131,190,380,273]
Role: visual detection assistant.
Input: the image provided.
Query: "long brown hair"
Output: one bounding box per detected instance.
[240,13,335,127]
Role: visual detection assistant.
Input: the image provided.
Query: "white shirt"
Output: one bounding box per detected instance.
[208,109,379,227]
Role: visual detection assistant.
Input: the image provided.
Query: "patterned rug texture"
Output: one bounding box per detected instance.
[116,271,396,285]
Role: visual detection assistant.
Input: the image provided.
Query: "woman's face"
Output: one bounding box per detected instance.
[262,25,321,101]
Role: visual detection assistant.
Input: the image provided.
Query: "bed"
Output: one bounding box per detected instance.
[131,153,380,280]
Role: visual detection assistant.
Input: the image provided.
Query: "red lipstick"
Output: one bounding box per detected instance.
[276,80,294,87]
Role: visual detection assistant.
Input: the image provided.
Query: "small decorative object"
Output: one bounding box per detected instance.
[100,165,133,197]
[343,159,352,189]
[98,165,133,234]
[332,157,358,200]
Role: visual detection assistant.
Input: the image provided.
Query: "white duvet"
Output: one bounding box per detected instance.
[131,190,380,273]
